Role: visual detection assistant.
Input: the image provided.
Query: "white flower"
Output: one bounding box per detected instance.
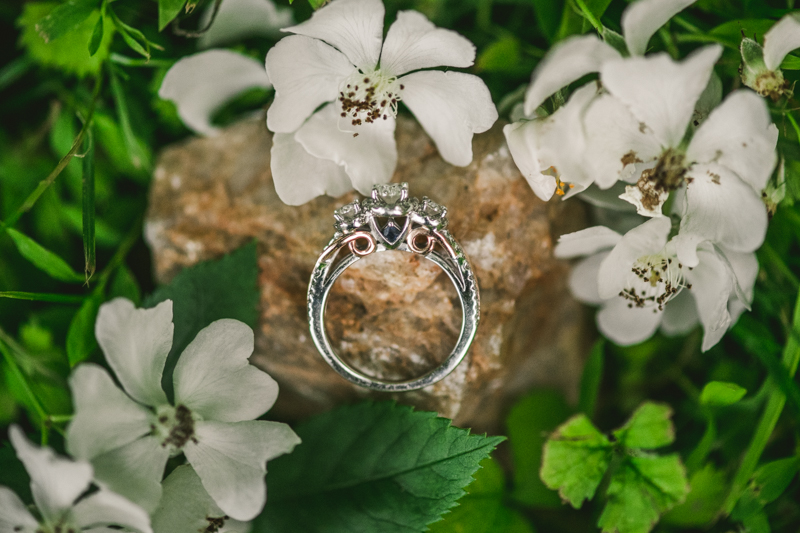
[740,13,800,99]
[506,0,700,201]
[584,47,777,261]
[555,218,758,351]
[152,465,250,533]
[0,425,151,533]
[66,298,300,521]
[159,49,271,137]
[198,0,294,49]
[265,0,497,205]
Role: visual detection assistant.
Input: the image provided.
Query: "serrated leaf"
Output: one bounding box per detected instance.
[88,14,103,56]
[18,3,114,77]
[613,402,674,449]
[6,228,84,283]
[699,381,747,406]
[598,454,689,533]
[66,294,102,366]
[255,402,505,533]
[662,464,727,527]
[429,458,534,533]
[34,0,97,43]
[507,390,571,507]
[143,242,259,397]
[541,414,612,508]
[159,0,187,31]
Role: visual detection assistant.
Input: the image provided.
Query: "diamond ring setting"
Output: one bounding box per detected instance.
[307,182,480,391]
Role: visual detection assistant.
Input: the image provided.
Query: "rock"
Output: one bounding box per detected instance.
[146,115,589,432]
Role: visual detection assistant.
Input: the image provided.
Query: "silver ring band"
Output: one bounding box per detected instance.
[307,183,480,391]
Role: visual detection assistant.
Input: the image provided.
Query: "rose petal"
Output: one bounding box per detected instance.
[380,10,475,76]
[400,70,497,166]
[159,50,271,137]
[95,298,172,407]
[282,0,384,69]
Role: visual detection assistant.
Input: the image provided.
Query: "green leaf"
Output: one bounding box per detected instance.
[18,3,114,77]
[710,19,775,49]
[255,402,505,533]
[532,0,563,42]
[579,341,604,417]
[34,0,97,43]
[159,0,186,31]
[88,13,103,56]
[699,381,747,406]
[429,457,535,533]
[82,125,95,281]
[308,0,328,9]
[597,454,689,533]
[0,291,84,304]
[66,294,102,366]
[780,54,800,70]
[613,402,674,449]
[143,242,259,397]
[751,457,800,504]
[6,228,84,283]
[601,27,628,55]
[506,390,571,507]
[108,7,159,60]
[110,265,141,305]
[540,414,612,508]
[476,36,535,76]
[662,464,727,527]
[109,69,152,171]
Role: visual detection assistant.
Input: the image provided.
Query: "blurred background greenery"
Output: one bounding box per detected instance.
[1,0,800,531]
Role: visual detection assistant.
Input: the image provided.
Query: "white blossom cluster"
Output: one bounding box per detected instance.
[505,0,800,350]
[0,298,299,533]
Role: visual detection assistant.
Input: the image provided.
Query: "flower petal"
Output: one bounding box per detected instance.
[379,10,474,76]
[619,183,669,217]
[152,465,251,533]
[685,246,734,351]
[597,217,671,299]
[583,92,661,189]
[597,296,663,346]
[763,13,800,71]
[198,0,294,48]
[9,425,93,523]
[622,0,697,56]
[66,364,153,461]
[0,486,37,531]
[159,50,271,137]
[679,163,768,257]
[95,298,172,407]
[523,35,620,116]
[296,103,397,195]
[660,290,699,336]
[265,35,353,133]
[569,252,609,305]
[73,490,152,533]
[185,420,301,521]
[174,319,278,422]
[687,90,778,192]
[282,0,384,69]
[554,226,622,259]
[600,46,722,148]
[270,131,352,205]
[503,121,555,200]
[400,70,497,166]
[725,250,759,307]
[90,436,170,514]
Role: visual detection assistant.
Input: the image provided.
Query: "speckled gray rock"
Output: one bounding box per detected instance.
[145,114,589,431]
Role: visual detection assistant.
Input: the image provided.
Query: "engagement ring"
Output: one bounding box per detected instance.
[307,183,480,391]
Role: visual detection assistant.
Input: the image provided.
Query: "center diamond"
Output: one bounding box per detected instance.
[373,182,408,205]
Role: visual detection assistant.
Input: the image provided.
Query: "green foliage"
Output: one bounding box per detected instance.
[18,3,113,76]
[255,402,505,533]
[428,457,535,533]
[578,341,604,417]
[699,380,748,406]
[506,390,571,507]
[34,0,98,43]
[662,464,728,527]
[158,0,187,31]
[66,294,101,366]
[144,242,260,396]
[6,228,84,283]
[542,403,689,533]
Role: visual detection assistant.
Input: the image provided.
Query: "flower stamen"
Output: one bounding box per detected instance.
[338,70,402,126]
[620,251,691,312]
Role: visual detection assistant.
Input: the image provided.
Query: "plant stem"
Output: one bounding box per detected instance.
[1,73,102,229]
[0,291,85,303]
[573,0,603,33]
[723,287,800,514]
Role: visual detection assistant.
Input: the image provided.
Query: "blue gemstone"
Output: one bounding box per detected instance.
[382,222,402,244]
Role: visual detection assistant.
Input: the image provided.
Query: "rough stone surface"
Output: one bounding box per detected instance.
[146,115,589,432]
